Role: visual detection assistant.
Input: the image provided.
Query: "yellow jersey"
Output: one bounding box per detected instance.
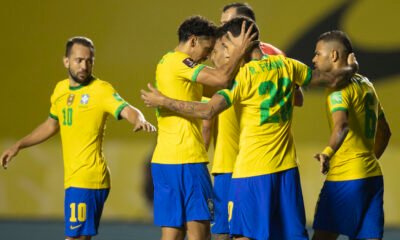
[49,78,128,189]
[325,74,383,181]
[152,51,208,164]
[211,104,240,174]
[218,55,312,178]
[211,44,285,174]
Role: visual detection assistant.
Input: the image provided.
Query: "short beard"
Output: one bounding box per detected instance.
[68,68,91,85]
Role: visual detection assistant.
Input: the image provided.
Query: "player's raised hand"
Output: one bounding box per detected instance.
[226,20,258,55]
[347,53,359,72]
[141,83,165,108]
[1,145,19,170]
[314,153,330,175]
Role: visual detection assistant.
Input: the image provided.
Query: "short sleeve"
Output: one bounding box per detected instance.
[177,57,206,82]
[216,67,246,107]
[49,89,59,121]
[102,83,129,120]
[288,58,312,87]
[327,90,349,113]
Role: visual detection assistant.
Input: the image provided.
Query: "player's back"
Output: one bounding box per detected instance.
[153,51,208,164]
[218,54,311,178]
[325,74,382,181]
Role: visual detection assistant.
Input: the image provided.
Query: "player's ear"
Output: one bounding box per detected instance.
[331,50,339,62]
[190,36,197,47]
[63,56,69,68]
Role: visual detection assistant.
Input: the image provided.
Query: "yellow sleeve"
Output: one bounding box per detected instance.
[101,83,129,120]
[176,57,206,82]
[49,88,59,121]
[327,89,349,113]
[287,58,312,87]
[216,67,246,107]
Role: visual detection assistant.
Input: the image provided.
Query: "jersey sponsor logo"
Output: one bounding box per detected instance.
[67,94,75,106]
[330,91,343,105]
[182,57,197,68]
[69,224,82,230]
[80,94,90,104]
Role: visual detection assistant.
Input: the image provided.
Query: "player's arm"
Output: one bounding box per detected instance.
[309,53,359,88]
[374,114,391,159]
[119,105,156,132]
[202,119,215,151]
[1,117,59,169]
[196,22,257,88]
[294,85,304,107]
[314,110,349,174]
[141,83,229,120]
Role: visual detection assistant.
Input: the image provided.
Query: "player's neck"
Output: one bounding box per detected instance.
[175,44,191,58]
[247,47,263,62]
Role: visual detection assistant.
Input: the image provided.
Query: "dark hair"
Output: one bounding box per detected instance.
[178,16,217,42]
[220,16,259,40]
[223,2,256,21]
[65,36,95,57]
[318,30,353,55]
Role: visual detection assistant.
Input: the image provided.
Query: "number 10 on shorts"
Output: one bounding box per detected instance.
[69,202,87,222]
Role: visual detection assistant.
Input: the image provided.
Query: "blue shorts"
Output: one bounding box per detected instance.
[313,176,384,239]
[229,167,308,240]
[152,163,213,227]
[211,173,232,234]
[64,187,109,238]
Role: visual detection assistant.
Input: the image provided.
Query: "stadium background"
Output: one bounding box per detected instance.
[0,0,399,238]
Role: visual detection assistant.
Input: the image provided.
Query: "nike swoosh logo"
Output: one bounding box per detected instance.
[286,1,400,81]
[70,224,82,230]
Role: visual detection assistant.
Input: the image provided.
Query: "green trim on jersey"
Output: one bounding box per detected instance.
[69,85,84,91]
[302,67,312,87]
[191,64,206,82]
[49,113,59,120]
[331,107,348,113]
[115,102,129,120]
[217,91,232,107]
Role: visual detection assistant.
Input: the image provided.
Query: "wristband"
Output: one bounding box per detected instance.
[322,146,335,158]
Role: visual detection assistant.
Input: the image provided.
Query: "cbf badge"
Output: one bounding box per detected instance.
[67,94,75,106]
[80,94,90,104]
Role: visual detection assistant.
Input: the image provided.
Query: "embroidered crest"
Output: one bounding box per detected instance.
[80,94,90,104]
[183,57,197,68]
[67,94,75,106]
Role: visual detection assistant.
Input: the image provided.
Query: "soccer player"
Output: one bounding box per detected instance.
[0,36,156,240]
[206,4,304,239]
[141,17,358,240]
[311,31,391,240]
[150,16,255,240]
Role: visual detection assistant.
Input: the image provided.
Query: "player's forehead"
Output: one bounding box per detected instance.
[69,43,93,58]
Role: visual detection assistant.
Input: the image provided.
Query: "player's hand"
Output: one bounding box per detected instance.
[1,145,19,170]
[347,53,359,72]
[133,118,157,133]
[226,21,258,55]
[141,83,165,108]
[314,153,330,175]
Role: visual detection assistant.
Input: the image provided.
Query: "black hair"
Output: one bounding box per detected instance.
[223,2,256,21]
[220,16,259,40]
[178,15,217,42]
[318,30,354,55]
[65,36,95,57]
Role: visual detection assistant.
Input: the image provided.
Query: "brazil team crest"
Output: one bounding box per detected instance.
[80,94,90,104]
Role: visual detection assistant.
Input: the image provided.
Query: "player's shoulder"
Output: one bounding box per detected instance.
[52,79,69,94]
[260,42,285,56]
